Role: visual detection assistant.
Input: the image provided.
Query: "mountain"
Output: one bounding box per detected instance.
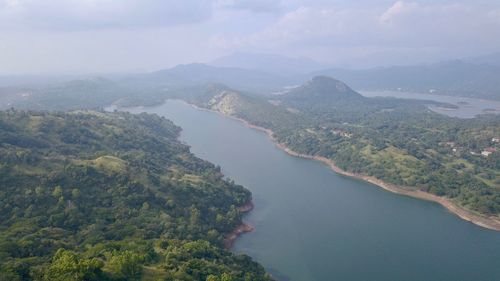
[283,76,364,103]
[310,60,500,100]
[211,52,326,76]
[465,52,500,67]
[8,57,500,111]
[141,63,293,94]
[275,76,454,124]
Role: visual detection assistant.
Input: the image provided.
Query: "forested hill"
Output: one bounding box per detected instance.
[0,110,272,281]
[284,76,363,103]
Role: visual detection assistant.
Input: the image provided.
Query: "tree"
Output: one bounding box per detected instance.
[71,188,81,199]
[107,251,144,279]
[221,273,234,281]
[52,186,63,198]
[45,249,104,281]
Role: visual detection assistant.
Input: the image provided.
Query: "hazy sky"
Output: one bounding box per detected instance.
[1,0,500,74]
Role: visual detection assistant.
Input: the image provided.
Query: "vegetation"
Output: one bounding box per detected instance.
[1,73,498,279]
[0,110,272,280]
[181,77,500,218]
[0,78,166,111]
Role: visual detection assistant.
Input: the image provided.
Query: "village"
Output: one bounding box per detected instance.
[442,137,499,157]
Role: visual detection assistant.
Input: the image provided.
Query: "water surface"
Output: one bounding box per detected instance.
[360,90,500,118]
[129,100,500,281]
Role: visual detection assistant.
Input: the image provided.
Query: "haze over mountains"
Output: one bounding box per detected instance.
[211,52,327,76]
[311,60,500,100]
[127,52,500,100]
[209,52,500,100]
[138,63,292,93]
[465,52,500,68]
[1,52,500,106]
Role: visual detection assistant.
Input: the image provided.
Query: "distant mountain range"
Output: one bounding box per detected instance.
[211,52,327,76]
[2,52,500,102]
[150,53,500,100]
[122,63,294,93]
[209,52,500,100]
[310,60,500,100]
[465,52,500,67]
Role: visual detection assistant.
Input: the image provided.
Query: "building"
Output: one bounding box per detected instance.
[482,151,492,157]
[481,147,497,157]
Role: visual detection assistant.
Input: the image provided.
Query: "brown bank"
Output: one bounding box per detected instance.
[224,201,255,249]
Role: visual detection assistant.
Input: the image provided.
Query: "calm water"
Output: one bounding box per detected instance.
[360,90,500,118]
[129,100,500,281]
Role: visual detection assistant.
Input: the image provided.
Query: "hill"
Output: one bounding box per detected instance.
[283,76,364,103]
[0,110,272,281]
[311,60,500,100]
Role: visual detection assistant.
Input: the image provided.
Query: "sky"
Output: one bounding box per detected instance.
[1,0,500,74]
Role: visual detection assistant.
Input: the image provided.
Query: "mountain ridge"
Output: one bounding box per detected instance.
[211,52,326,75]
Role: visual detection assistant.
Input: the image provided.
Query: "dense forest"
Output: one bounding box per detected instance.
[179,77,500,218]
[0,110,272,281]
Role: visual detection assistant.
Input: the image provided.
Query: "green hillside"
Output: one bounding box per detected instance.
[179,78,500,219]
[0,110,272,281]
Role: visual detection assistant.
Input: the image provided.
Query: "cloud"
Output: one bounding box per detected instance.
[0,0,214,30]
[211,1,500,64]
[215,0,284,13]
[380,1,418,23]
[210,6,376,49]
[2,0,500,73]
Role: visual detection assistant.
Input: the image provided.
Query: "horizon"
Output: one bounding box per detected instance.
[0,51,499,77]
[1,0,500,75]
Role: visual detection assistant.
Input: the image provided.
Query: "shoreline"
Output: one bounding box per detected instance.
[237,200,255,213]
[183,100,500,232]
[224,201,255,249]
[276,143,500,231]
[119,101,259,249]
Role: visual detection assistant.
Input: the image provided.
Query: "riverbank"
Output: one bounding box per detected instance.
[183,100,500,231]
[275,143,500,232]
[224,201,255,249]
[237,200,255,213]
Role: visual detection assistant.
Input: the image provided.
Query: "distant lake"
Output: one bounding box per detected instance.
[128,100,500,281]
[360,90,500,118]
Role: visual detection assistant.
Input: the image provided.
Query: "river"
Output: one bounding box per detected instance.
[128,100,500,281]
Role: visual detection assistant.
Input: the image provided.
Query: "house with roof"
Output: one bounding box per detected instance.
[481,147,497,157]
